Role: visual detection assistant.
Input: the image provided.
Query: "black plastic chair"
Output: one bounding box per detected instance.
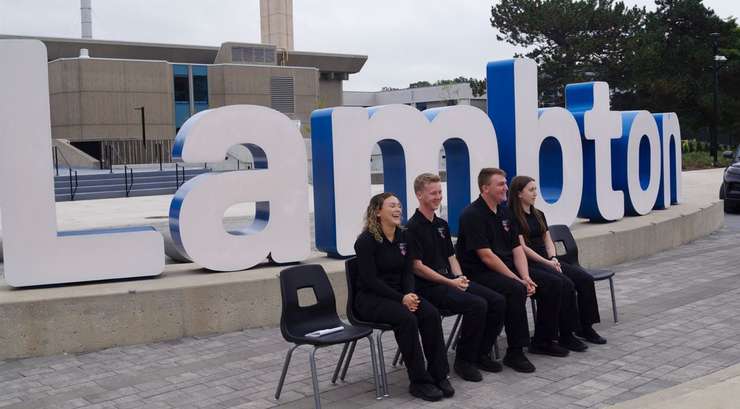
[548,224,618,323]
[275,264,381,409]
[334,257,394,397]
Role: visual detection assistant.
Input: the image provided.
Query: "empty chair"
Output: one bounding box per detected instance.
[275,264,381,409]
[548,224,618,323]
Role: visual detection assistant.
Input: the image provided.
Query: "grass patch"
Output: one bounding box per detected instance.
[682,151,732,170]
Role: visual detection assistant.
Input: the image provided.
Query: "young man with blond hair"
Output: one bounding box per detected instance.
[406,173,506,382]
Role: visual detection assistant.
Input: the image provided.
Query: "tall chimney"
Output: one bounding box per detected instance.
[81,0,92,39]
[260,0,293,51]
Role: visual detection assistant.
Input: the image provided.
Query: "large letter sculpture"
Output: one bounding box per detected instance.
[565,82,626,221]
[0,40,164,287]
[169,105,311,271]
[312,104,498,256]
[487,59,583,226]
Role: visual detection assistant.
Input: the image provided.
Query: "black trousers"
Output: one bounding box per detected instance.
[559,262,601,327]
[466,270,530,350]
[529,264,586,341]
[418,282,505,363]
[355,292,449,384]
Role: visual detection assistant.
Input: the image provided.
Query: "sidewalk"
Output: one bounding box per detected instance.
[0,213,738,408]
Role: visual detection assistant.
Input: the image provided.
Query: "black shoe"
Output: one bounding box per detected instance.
[576,327,607,344]
[559,335,588,352]
[409,382,443,402]
[529,340,570,357]
[502,350,536,373]
[454,359,482,382]
[436,378,455,398]
[477,354,503,373]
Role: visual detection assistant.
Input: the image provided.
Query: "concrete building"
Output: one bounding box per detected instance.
[344,82,486,111]
[344,83,487,179]
[0,2,366,166]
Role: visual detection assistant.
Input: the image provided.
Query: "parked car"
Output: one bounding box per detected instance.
[720,145,740,213]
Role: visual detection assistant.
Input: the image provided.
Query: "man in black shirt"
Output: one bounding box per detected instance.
[456,168,570,373]
[406,173,506,382]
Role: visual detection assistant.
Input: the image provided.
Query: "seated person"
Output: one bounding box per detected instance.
[508,175,607,345]
[456,168,564,373]
[354,192,453,402]
[406,173,506,382]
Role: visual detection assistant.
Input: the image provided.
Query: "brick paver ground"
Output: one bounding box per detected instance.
[1,213,739,409]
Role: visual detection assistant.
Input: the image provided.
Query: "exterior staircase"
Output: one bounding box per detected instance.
[54,167,211,202]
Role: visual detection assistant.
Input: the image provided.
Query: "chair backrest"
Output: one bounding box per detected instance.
[278,264,343,342]
[344,257,361,325]
[548,224,580,266]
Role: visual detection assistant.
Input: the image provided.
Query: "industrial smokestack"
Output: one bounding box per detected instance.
[81,0,92,39]
[260,0,293,51]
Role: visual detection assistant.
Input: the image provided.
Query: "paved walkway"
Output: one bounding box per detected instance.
[0,209,738,408]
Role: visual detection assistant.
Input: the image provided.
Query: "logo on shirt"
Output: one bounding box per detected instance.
[502,219,511,232]
[437,227,446,239]
[398,242,407,256]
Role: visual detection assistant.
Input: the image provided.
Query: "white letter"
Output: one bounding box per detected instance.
[614,111,661,215]
[0,40,163,287]
[311,104,498,256]
[566,82,625,221]
[169,105,310,271]
[654,113,682,207]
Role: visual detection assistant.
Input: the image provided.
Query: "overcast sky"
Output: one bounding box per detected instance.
[1,0,738,91]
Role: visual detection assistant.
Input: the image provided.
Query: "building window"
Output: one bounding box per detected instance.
[173,64,189,102]
[271,76,295,114]
[233,46,276,64]
[192,65,209,113]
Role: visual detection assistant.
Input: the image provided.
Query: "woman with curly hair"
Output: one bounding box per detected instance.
[354,192,452,402]
[508,176,607,347]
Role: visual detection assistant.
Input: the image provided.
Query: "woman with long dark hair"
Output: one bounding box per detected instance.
[508,176,607,346]
[354,192,453,402]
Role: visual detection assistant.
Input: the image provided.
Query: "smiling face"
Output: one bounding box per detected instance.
[417,181,443,212]
[377,195,402,228]
[482,174,509,205]
[518,180,538,207]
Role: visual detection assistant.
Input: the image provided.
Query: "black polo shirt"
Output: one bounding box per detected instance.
[354,228,415,302]
[406,209,455,289]
[514,208,549,259]
[455,196,521,273]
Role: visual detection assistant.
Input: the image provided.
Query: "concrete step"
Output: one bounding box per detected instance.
[54,174,201,189]
[55,186,177,202]
[54,168,209,183]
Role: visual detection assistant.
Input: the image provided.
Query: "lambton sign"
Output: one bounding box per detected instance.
[0,40,681,287]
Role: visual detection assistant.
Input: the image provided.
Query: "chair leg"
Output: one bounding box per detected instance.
[366,334,382,400]
[530,297,537,324]
[332,343,350,384]
[377,331,390,397]
[275,344,300,400]
[339,340,357,381]
[445,315,463,352]
[309,347,322,409]
[392,347,403,366]
[609,277,618,323]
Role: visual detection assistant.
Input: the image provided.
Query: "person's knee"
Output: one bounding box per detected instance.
[468,295,487,315]
[397,309,418,329]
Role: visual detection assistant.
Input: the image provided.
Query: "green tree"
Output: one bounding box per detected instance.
[490,0,647,105]
[489,0,740,141]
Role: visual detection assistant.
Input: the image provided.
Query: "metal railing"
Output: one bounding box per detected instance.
[123,166,134,197]
[68,168,79,201]
[175,163,186,189]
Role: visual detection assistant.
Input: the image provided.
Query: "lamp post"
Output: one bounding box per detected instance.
[134,106,146,150]
[710,33,728,166]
